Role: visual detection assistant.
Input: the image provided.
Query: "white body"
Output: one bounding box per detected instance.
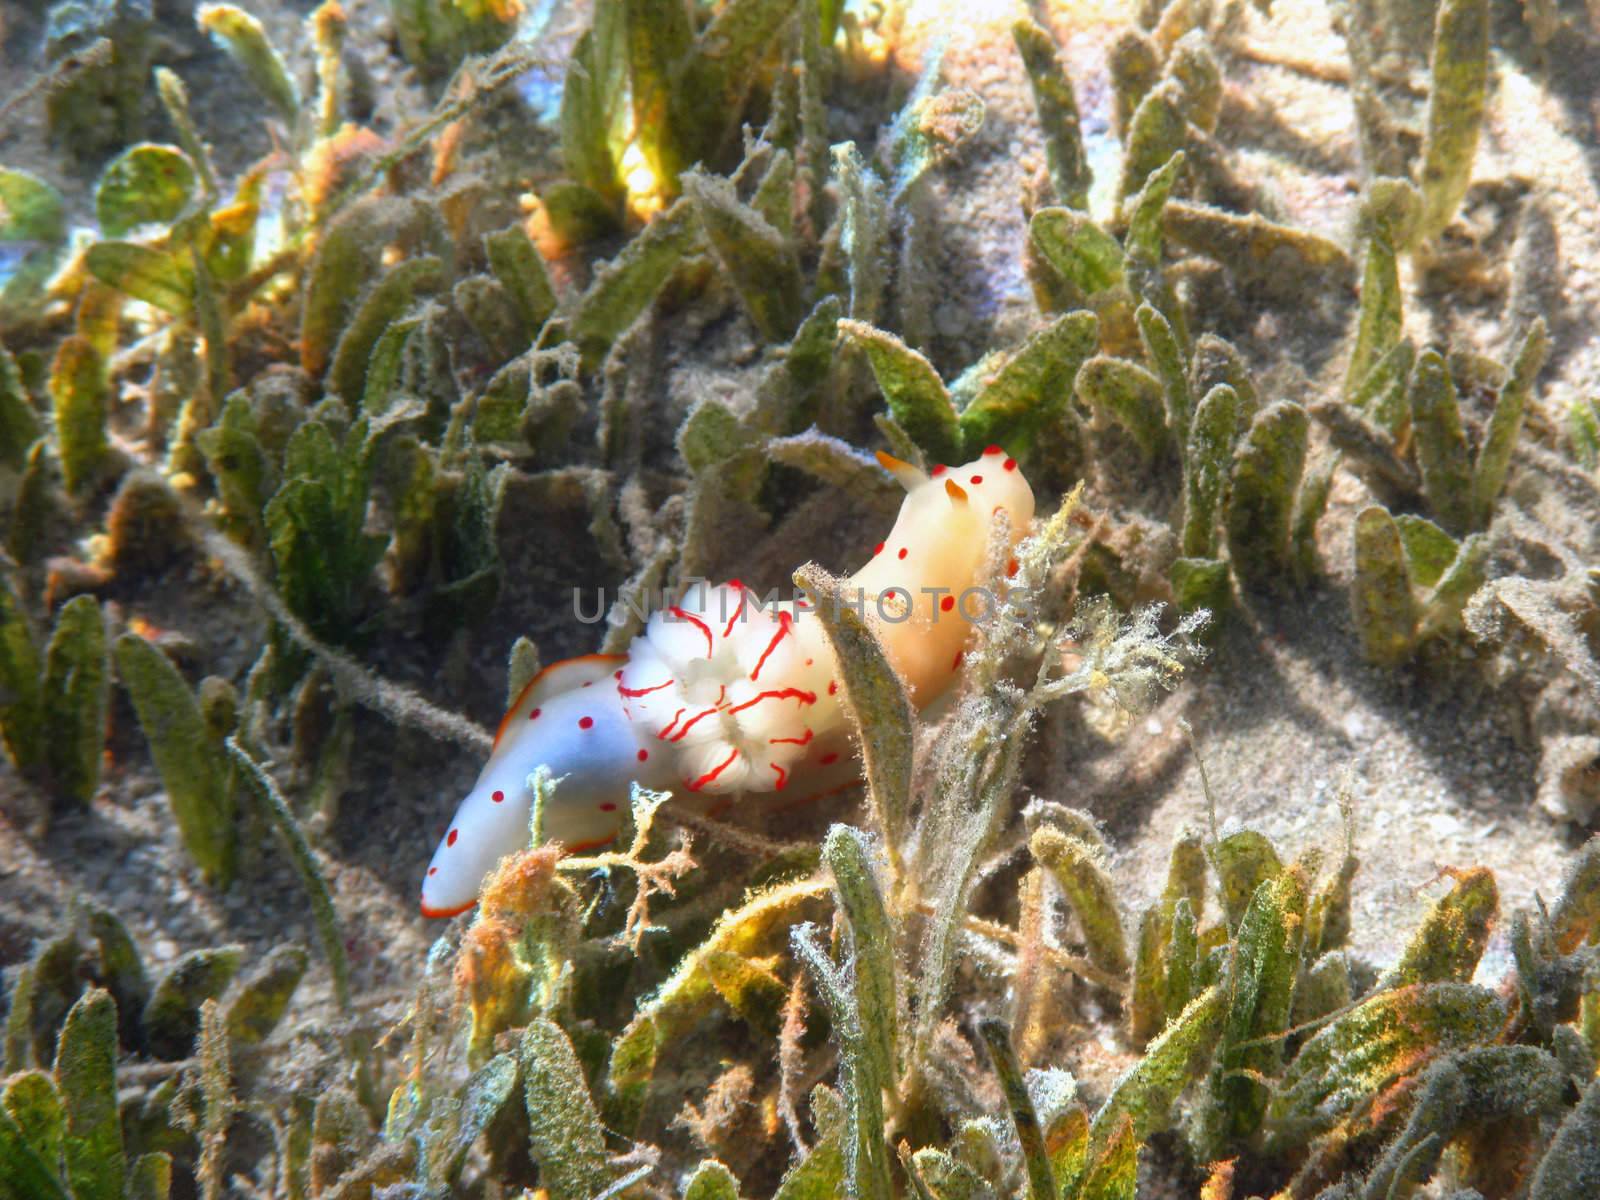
[421,448,1035,917]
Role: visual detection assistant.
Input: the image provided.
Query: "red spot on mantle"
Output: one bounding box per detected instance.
[983,445,1002,455]
[530,707,542,720]
[491,790,504,803]
[637,748,649,761]
[578,716,594,730]
[1003,457,1017,471]
[897,547,908,560]
[970,475,983,485]
[447,828,458,847]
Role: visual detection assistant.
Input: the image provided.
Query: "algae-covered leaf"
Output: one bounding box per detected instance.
[1394,514,1458,590]
[1126,150,1185,267]
[1416,527,1484,641]
[1364,1044,1566,1200]
[1264,981,1505,1148]
[83,905,147,1049]
[1417,0,1489,242]
[1165,201,1355,299]
[300,198,438,377]
[773,1132,845,1200]
[605,879,827,1128]
[0,347,38,471]
[1181,383,1239,559]
[572,196,700,366]
[431,1051,518,1183]
[1078,1111,1138,1200]
[1352,505,1419,665]
[685,1159,742,1200]
[0,1106,69,1200]
[838,320,960,464]
[329,256,444,406]
[49,336,110,496]
[196,394,270,538]
[1409,348,1473,534]
[1108,31,1160,138]
[224,943,306,1046]
[1345,220,1402,404]
[0,571,43,775]
[684,170,804,341]
[629,0,692,192]
[523,1018,613,1200]
[1529,1074,1600,1200]
[2,1070,64,1181]
[1225,400,1308,590]
[1013,19,1091,210]
[1551,835,1600,954]
[0,168,66,245]
[791,923,892,1200]
[95,144,196,237]
[1076,355,1166,459]
[265,418,388,644]
[1031,826,1130,977]
[42,596,108,807]
[825,825,899,1087]
[456,275,525,365]
[1566,395,1599,470]
[1029,209,1125,298]
[115,634,236,885]
[1191,334,1258,416]
[1167,32,1221,132]
[832,142,889,323]
[1138,303,1192,445]
[0,169,67,311]
[1214,830,1282,928]
[126,1152,171,1200]
[1118,82,1186,209]
[560,0,626,205]
[702,950,787,1038]
[906,1144,994,1200]
[486,223,558,336]
[1208,868,1308,1144]
[794,564,914,857]
[84,241,194,316]
[886,87,986,201]
[978,1021,1056,1200]
[958,311,1098,458]
[142,946,243,1060]
[1472,318,1549,527]
[1377,868,1497,989]
[1094,984,1225,1150]
[197,4,300,126]
[53,989,123,1200]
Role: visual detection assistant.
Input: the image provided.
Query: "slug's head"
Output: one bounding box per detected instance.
[864,445,1036,583]
[850,446,1036,700]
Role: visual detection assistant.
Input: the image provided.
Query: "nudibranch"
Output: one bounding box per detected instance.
[420,447,1036,917]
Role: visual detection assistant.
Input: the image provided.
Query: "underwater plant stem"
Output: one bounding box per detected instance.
[225,737,351,1012]
[909,901,1129,993]
[317,42,543,228]
[200,528,491,754]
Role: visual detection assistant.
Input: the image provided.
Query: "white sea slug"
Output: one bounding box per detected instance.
[420,446,1036,917]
